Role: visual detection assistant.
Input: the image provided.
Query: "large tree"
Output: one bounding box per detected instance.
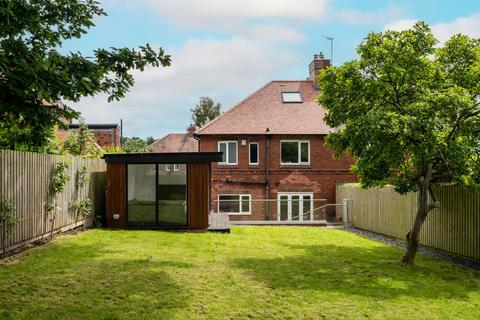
[0,0,171,151]
[318,22,480,266]
[190,96,221,127]
[121,136,151,153]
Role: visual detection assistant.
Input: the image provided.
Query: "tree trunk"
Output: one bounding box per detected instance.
[401,183,429,266]
[401,164,438,267]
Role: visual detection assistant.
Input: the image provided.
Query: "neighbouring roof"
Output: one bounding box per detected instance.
[196,80,331,135]
[148,133,198,152]
[69,123,119,130]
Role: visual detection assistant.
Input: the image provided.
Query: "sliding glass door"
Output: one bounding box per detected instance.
[127,164,187,227]
[157,164,187,226]
[127,164,157,227]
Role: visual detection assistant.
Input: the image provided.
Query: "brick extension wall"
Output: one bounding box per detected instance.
[198,134,357,221]
[91,128,121,148]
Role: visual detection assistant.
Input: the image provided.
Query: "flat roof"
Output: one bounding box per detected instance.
[69,123,119,129]
[103,152,222,164]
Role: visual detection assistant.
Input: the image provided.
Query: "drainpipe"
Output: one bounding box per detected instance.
[120,119,123,148]
[264,128,271,220]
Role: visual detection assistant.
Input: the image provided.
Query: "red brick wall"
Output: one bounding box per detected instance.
[56,127,120,148]
[198,134,357,221]
[92,128,120,148]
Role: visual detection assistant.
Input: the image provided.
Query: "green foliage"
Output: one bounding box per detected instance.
[190,96,221,127]
[62,121,102,158]
[0,198,18,251]
[70,198,92,217]
[145,136,155,146]
[102,145,125,155]
[121,136,152,153]
[318,22,480,194]
[0,0,171,151]
[51,160,70,194]
[0,199,17,234]
[46,203,55,212]
[76,163,89,188]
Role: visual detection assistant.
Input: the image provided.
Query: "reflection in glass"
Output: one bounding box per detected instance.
[127,164,156,227]
[158,166,187,226]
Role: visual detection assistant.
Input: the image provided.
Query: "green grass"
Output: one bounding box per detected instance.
[0,227,479,320]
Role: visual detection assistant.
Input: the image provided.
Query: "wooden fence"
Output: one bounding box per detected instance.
[336,183,480,260]
[0,149,106,253]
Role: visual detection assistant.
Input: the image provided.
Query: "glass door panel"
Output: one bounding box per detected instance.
[158,164,187,226]
[279,195,289,221]
[303,195,312,221]
[127,164,157,227]
[291,196,300,221]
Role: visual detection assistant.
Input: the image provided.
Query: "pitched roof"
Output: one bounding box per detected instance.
[148,133,198,152]
[196,80,331,135]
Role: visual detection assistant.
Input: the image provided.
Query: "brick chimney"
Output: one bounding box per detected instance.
[308,52,331,89]
[187,125,196,137]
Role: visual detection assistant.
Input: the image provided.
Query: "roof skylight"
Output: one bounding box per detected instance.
[281,92,302,103]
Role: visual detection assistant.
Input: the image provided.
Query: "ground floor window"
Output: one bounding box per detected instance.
[277,193,313,221]
[218,194,251,215]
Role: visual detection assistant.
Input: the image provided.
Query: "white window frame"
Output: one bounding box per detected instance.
[277,192,314,221]
[281,92,303,103]
[280,140,310,165]
[166,163,180,172]
[217,194,251,215]
[218,141,238,165]
[249,142,259,165]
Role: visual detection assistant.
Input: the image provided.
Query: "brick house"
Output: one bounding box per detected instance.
[148,125,198,173]
[149,125,198,153]
[57,123,121,148]
[195,55,356,222]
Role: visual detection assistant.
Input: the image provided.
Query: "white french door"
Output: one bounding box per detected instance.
[277,193,313,221]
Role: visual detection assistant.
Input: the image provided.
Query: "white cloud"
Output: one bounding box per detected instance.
[71,35,299,137]
[384,13,480,42]
[431,12,480,42]
[146,0,329,30]
[384,18,417,31]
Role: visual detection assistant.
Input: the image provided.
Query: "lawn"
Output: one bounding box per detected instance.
[0,227,479,320]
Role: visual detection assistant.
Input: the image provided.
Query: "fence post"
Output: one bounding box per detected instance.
[342,199,350,227]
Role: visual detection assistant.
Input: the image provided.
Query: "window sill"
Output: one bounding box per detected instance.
[227,212,252,216]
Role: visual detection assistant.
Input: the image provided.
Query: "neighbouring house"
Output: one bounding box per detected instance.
[148,125,198,173]
[195,54,357,222]
[57,123,121,148]
[148,125,198,153]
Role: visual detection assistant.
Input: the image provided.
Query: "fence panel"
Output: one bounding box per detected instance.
[336,183,480,260]
[0,149,106,253]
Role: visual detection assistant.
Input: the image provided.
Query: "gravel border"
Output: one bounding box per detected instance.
[345,226,480,271]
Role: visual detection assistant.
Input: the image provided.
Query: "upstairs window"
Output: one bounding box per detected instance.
[281,92,302,103]
[218,141,238,165]
[249,142,259,165]
[281,140,310,165]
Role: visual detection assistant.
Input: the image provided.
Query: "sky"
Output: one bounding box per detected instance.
[61,0,480,139]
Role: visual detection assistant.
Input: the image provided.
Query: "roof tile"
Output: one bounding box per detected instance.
[197,81,331,135]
